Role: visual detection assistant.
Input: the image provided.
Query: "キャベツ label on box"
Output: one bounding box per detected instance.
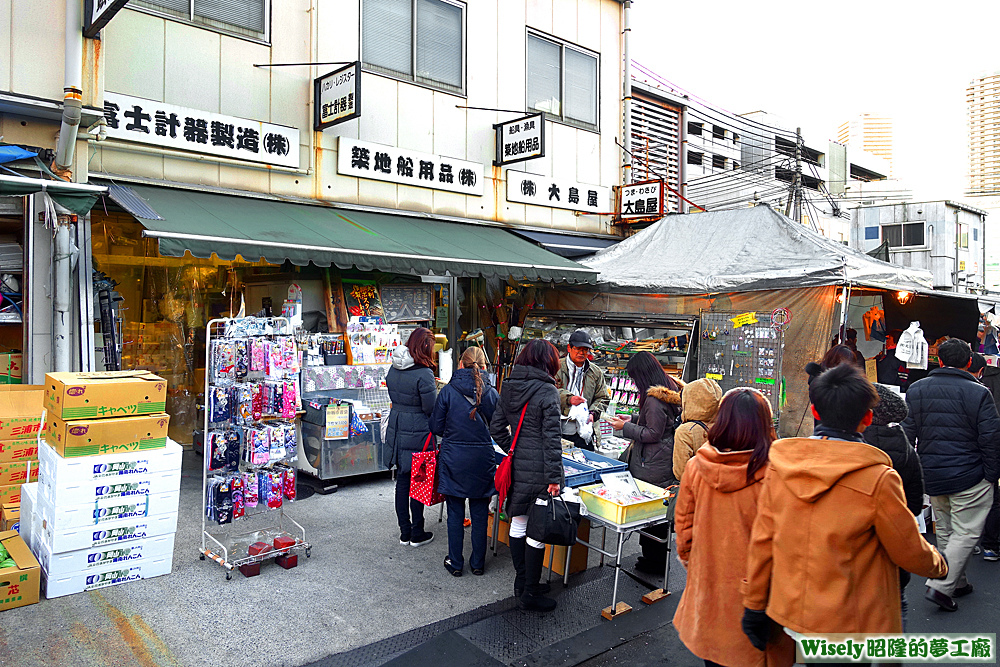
[44,413,169,458]
[44,372,167,421]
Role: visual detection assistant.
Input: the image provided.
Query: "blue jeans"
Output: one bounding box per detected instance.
[395,473,426,541]
[445,495,490,571]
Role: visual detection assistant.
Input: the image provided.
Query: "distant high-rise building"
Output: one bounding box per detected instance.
[968,72,1000,196]
[836,114,895,176]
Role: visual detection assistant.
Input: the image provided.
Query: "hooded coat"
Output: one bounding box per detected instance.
[384,347,437,474]
[673,446,795,667]
[489,365,564,517]
[672,378,724,481]
[863,384,924,516]
[743,437,948,634]
[430,368,500,499]
[622,384,682,487]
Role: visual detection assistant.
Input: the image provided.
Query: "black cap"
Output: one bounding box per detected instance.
[569,330,593,349]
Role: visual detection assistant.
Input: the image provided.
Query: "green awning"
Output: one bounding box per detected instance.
[0,174,105,215]
[122,184,598,284]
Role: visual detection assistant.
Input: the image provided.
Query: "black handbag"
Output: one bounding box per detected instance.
[526,494,581,546]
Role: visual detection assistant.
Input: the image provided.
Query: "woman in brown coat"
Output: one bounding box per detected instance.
[673,388,794,667]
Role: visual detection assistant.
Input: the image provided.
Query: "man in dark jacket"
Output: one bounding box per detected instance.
[974,360,1000,562]
[901,338,1000,611]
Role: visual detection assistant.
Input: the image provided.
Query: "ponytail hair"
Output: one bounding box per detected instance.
[460,347,488,420]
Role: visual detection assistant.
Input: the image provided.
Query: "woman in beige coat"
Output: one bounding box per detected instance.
[673,388,794,667]
[672,378,723,481]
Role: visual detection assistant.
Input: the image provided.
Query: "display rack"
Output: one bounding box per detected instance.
[199,316,311,579]
[697,310,785,415]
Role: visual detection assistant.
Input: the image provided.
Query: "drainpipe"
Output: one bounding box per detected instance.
[622,1,632,188]
[54,0,84,178]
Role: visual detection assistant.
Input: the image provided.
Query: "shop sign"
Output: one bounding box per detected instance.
[619,179,664,220]
[506,171,610,213]
[494,113,544,166]
[84,0,129,38]
[103,92,300,169]
[337,137,484,196]
[314,63,361,130]
[730,312,758,328]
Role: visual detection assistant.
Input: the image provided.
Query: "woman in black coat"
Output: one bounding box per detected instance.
[430,347,499,577]
[385,327,438,548]
[490,339,563,612]
[608,351,682,573]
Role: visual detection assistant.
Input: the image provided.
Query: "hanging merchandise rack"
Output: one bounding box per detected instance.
[200,316,311,579]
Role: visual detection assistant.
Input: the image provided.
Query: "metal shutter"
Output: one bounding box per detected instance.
[631,94,682,212]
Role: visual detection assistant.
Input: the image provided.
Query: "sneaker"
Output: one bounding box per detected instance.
[444,557,462,577]
[399,535,410,546]
[410,532,434,548]
[973,545,982,555]
[984,549,999,562]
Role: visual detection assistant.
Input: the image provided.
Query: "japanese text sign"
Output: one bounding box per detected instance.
[506,171,610,213]
[337,137,484,196]
[104,92,300,169]
[619,180,664,220]
[315,63,361,130]
[730,312,758,329]
[494,113,545,166]
[84,0,129,38]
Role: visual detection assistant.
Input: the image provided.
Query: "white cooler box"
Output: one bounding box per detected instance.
[38,468,181,507]
[38,439,181,492]
[39,532,175,578]
[34,489,180,531]
[42,554,173,598]
[19,482,37,551]
[33,511,178,554]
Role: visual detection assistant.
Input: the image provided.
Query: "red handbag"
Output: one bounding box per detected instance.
[494,404,528,511]
[410,433,444,506]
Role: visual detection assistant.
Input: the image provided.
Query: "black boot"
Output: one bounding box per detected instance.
[519,544,557,612]
[509,536,526,599]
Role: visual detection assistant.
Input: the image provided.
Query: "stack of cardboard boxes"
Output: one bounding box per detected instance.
[22,371,181,598]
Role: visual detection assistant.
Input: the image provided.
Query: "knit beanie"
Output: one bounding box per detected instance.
[871,383,908,426]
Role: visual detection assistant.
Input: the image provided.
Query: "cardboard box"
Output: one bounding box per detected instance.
[0,440,38,463]
[44,371,167,421]
[32,511,178,554]
[38,533,175,578]
[0,386,44,440]
[38,468,180,507]
[35,489,180,531]
[37,439,181,487]
[1,503,18,533]
[0,530,40,611]
[0,460,36,486]
[0,484,22,506]
[0,354,22,385]
[43,413,170,458]
[42,553,172,598]
[487,512,510,546]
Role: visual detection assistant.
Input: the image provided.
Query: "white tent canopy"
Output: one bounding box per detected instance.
[583,206,934,295]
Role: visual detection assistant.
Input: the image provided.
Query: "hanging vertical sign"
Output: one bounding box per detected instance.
[494,113,545,166]
[83,0,131,38]
[314,62,361,130]
[619,179,665,221]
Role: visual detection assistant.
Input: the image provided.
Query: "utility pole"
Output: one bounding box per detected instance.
[784,128,803,222]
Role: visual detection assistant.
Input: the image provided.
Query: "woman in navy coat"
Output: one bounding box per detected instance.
[430,346,499,576]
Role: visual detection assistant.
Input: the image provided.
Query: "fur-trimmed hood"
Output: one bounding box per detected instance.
[648,384,682,405]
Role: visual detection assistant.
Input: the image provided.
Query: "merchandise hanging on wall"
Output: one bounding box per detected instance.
[200,317,311,579]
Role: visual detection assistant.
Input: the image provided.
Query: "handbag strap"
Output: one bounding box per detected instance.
[420,432,435,452]
[509,404,529,455]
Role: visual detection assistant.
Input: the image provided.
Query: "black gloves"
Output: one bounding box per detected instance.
[742,608,770,651]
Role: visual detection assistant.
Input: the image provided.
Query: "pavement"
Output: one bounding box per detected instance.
[0,447,995,667]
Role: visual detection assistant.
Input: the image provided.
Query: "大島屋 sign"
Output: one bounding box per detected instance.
[84,0,130,38]
[103,92,300,169]
[619,179,664,220]
[315,63,361,130]
[494,113,544,166]
[337,137,484,196]
[506,171,611,213]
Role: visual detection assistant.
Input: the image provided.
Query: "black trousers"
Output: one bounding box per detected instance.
[394,472,426,541]
[981,479,1000,551]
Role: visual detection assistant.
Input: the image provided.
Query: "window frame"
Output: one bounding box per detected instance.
[881,221,926,250]
[360,0,468,97]
[128,0,271,44]
[525,29,600,133]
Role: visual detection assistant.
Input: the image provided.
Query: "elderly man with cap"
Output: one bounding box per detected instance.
[555,330,609,451]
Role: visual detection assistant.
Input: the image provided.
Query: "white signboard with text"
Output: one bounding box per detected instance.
[620,179,665,220]
[85,0,129,38]
[315,63,361,130]
[495,113,544,166]
[103,92,300,169]
[337,137,484,196]
[506,171,610,213]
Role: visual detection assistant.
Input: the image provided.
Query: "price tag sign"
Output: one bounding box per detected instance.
[730,312,759,328]
[325,403,351,440]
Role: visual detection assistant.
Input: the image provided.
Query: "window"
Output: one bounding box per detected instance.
[688,122,703,137]
[687,151,703,167]
[130,0,267,39]
[712,154,726,169]
[712,125,725,140]
[974,227,979,242]
[882,222,925,248]
[960,223,969,248]
[362,0,465,94]
[526,32,598,130]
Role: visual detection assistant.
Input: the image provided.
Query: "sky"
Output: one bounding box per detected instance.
[629,0,1000,202]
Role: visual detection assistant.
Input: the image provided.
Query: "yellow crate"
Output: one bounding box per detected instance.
[580,480,669,525]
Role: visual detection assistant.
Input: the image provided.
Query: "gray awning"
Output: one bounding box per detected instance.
[509,229,620,258]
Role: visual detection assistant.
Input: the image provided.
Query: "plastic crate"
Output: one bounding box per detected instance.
[579,479,669,525]
[561,448,628,486]
[562,459,594,486]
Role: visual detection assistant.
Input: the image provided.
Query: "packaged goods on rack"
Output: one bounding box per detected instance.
[345,320,400,365]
